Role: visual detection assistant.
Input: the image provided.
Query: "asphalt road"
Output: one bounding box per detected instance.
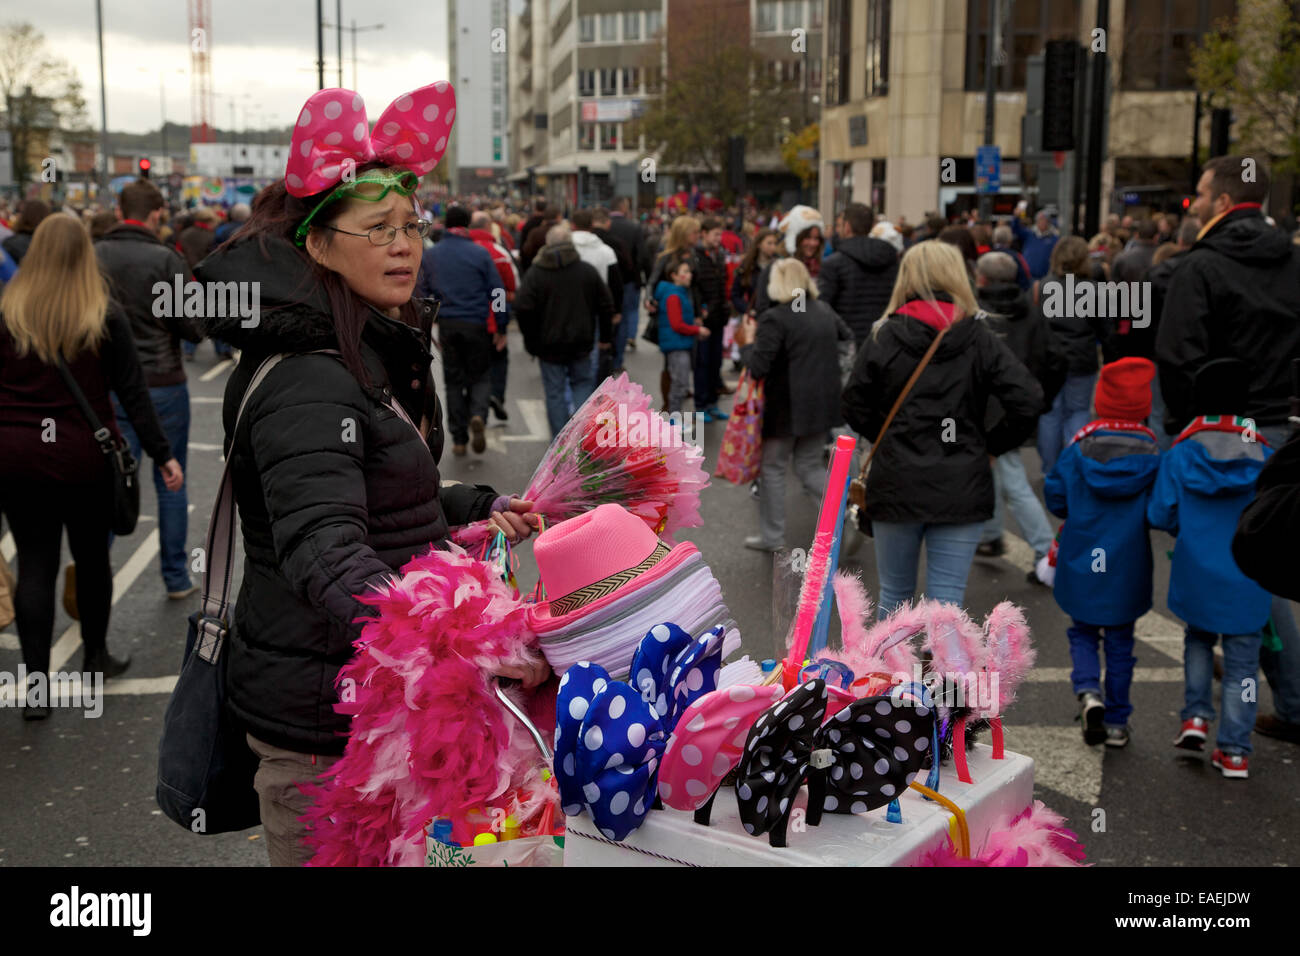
[2,319,1297,867]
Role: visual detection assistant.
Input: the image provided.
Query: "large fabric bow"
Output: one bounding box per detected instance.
[735,679,936,847]
[285,82,457,197]
[555,662,666,841]
[628,622,725,733]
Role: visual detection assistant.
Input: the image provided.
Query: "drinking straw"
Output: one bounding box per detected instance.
[783,434,857,689]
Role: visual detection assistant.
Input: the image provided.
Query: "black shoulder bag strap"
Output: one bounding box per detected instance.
[54,356,120,458]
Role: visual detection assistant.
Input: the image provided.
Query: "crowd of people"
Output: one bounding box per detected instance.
[3,145,1300,863]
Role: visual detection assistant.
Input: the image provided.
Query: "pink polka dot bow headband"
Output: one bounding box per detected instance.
[284,82,456,197]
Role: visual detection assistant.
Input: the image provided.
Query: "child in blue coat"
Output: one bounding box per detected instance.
[1147,359,1272,779]
[656,256,708,414]
[1044,357,1161,748]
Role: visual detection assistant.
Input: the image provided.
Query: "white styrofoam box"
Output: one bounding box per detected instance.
[564,743,1033,867]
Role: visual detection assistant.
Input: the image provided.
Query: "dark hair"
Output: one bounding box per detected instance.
[14,199,51,235]
[736,227,780,287]
[544,204,563,220]
[119,180,164,221]
[700,216,722,232]
[843,202,874,236]
[667,254,692,276]
[230,161,421,387]
[90,211,117,240]
[1136,219,1158,241]
[534,198,548,213]
[1202,155,1271,206]
[926,215,946,235]
[444,204,470,229]
[938,225,978,263]
[571,208,593,230]
[592,206,612,224]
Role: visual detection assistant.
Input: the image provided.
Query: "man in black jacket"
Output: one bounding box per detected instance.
[593,205,638,373]
[1159,154,1300,743]
[692,217,730,419]
[96,178,203,600]
[513,223,615,436]
[1110,218,1159,282]
[973,252,1067,569]
[818,202,899,347]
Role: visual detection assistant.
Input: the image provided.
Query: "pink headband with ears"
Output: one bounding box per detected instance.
[284,82,457,197]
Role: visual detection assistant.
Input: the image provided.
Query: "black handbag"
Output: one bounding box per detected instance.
[55,357,140,536]
[154,355,291,835]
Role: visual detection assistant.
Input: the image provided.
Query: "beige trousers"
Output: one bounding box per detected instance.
[246,733,341,867]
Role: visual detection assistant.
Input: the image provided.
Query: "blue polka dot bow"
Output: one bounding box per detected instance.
[735,679,937,847]
[555,661,666,842]
[628,622,726,734]
[553,623,725,842]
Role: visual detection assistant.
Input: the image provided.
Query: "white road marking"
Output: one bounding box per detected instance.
[188,442,224,452]
[1003,723,1107,806]
[198,358,236,382]
[506,399,550,443]
[1026,667,1183,683]
[190,396,223,404]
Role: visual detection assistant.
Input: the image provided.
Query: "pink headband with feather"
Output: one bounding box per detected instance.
[284,82,456,197]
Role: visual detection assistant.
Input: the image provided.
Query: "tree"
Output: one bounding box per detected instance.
[781,122,819,187]
[628,1,790,203]
[0,22,90,187]
[1190,0,1300,176]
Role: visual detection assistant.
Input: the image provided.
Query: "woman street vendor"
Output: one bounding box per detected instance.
[194,83,550,866]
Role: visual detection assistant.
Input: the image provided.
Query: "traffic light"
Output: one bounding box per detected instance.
[138,157,152,178]
[1209,109,1233,158]
[1041,40,1078,152]
[1182,196,1193,211]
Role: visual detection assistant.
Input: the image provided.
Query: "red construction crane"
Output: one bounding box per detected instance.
[189,0,213,144]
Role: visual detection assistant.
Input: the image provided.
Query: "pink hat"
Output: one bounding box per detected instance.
[528,504,698,629]
[659,684,784,812]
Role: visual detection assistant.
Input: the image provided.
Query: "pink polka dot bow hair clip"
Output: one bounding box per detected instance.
[284,82,457,197]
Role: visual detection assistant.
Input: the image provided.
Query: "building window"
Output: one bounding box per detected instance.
[578,69,596,96]
[645,64,664,93]
[624,11,641,40]
[1121,0,1238,91]
[825,0,852,105]
[871,158,887,213]
[579,123,596,150]
[965,0,1082,90]
[810,0,823,29]
[578,14,595,43]
[646,8,662,35]
[600,123,619,150]
[600,12,618,41]
[865,0,890,96]
[809,57,822,91]
[757,1,778,32]
[782,0,802,30]
[621,66,641,94]
[599,68,618,96]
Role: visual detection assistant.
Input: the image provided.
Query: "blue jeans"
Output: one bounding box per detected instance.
[540,354,595,437]
[1258,424,1300,723]
[872,520,984,619]
[112,382,191,592]
[1038,373,1096,476]
[693,323,724,409]
[1067,619,1136,727]
[1182,628,1262,755]
[982,448,1056,558]
[613,281,638,370]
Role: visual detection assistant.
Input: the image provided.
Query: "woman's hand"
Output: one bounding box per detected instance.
[733,315,758,347]
[490,654,552,689]
[487,497,541,543]
[697,326,711,339]
[160,458,184,492]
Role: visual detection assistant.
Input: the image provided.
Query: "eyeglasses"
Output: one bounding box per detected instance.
[323,218,432,246]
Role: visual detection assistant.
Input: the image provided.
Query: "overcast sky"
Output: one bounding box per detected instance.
[14,0,466,134]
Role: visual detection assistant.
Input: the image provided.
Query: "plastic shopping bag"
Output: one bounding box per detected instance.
[714,371,764,485]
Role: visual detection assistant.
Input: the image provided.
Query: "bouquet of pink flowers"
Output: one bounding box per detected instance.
[454,373,710,548]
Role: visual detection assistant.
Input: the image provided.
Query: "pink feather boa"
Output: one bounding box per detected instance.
[915,800,1089,867]
[299,547,557,867]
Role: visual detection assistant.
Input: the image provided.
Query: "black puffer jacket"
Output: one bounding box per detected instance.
[842,297,1043,525]
[515,241,615,363]
[195,236,498,754]
[817,236,899,346]
[95,224,202,387]
[742,298,853,438]
[1157,208,1300,432]
[1035,272,1107,376]
[2,231,32,266]
[692,243,730,331]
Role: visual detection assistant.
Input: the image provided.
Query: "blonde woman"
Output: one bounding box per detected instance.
[734,258,853,550]
[842,240,1042,616]
[0,216,182,717]
[644,214,702,405]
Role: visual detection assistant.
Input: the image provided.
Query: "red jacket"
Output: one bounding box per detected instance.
[469,228,519,331]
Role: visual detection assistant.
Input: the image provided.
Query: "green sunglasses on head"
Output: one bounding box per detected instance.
[294,168,422,246]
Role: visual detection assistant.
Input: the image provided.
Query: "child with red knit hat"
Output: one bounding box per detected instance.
[1044,357,1162,748]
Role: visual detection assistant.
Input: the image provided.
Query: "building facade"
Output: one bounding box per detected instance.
[448,0,511,194]
[818,0,1238,226]
[507,0,823,208]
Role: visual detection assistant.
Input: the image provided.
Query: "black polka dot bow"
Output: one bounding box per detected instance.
[735,679,937,847]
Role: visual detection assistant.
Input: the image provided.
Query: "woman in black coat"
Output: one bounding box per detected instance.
[0,215,182,717]
[842,240,1042,617]
[195,149,546,865]
[734,258,853,551]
